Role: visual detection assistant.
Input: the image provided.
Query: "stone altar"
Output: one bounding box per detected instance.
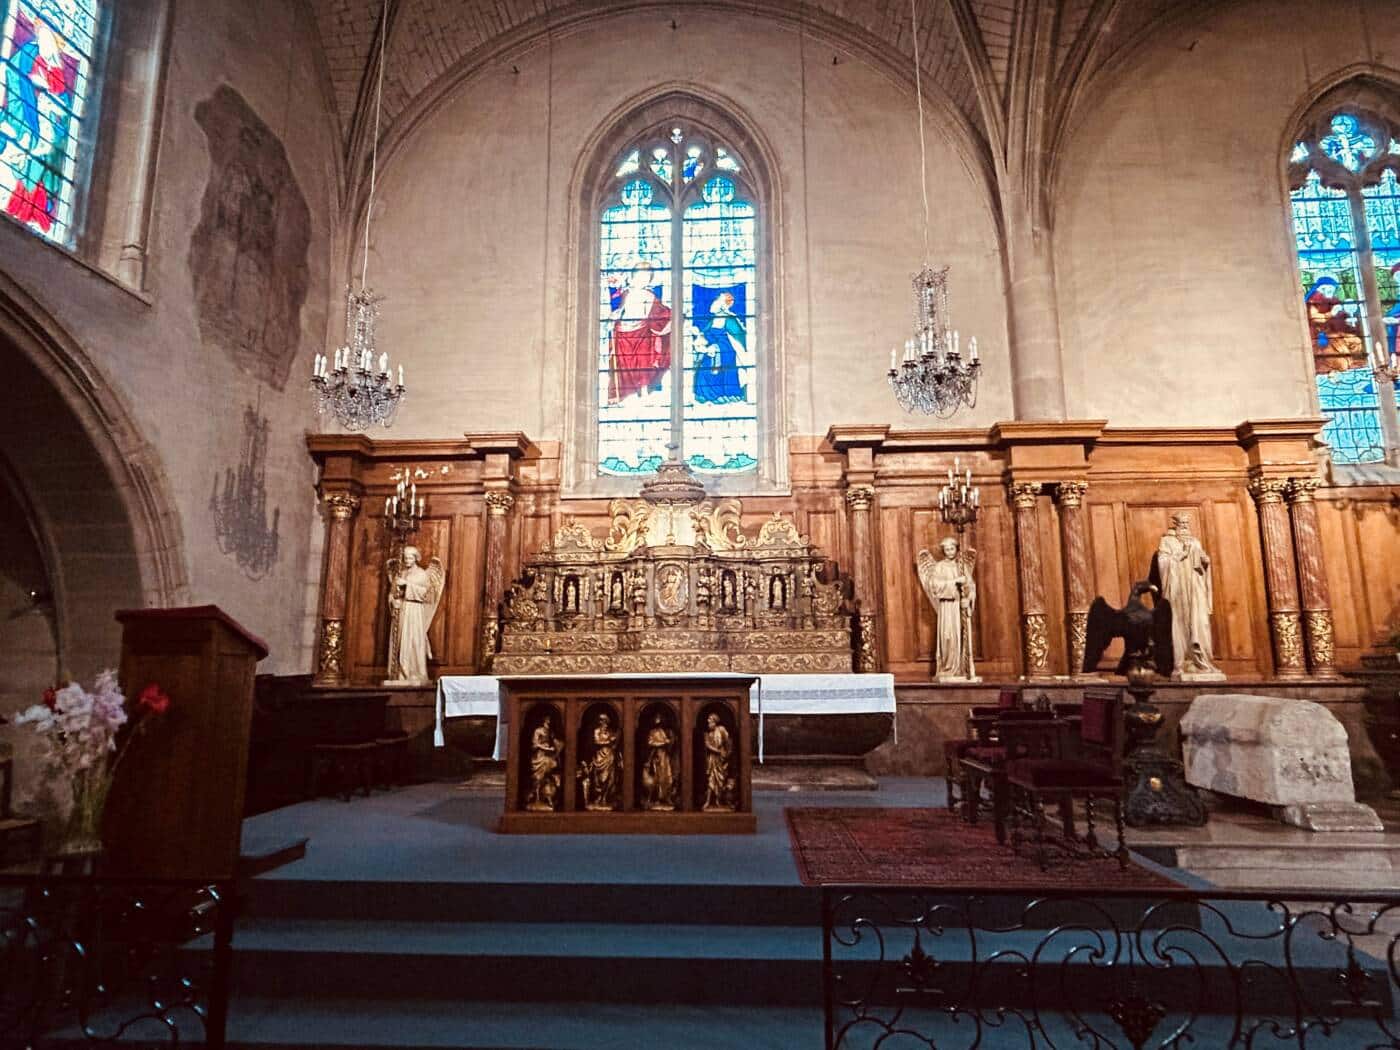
[1180,693,1382,831]
[490,460,853,675]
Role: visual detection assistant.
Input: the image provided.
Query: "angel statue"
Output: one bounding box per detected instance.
[916,537,979,681]
[385,545,446,685]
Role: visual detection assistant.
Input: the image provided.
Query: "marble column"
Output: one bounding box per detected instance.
[1009,481,1051,678]
[1055,481,1093,678]
[478,489,516,670]
[1286,477,1338,679]
[844,484,880,672]
[1248,475,1307,680]
[314,491,360,687]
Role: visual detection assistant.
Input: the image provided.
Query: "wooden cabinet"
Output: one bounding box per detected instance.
[499,676,756,834]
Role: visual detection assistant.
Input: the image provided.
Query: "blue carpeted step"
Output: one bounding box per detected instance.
[243,878,822,926]
[211,919,823,1005]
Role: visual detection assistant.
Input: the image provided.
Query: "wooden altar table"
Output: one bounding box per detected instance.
[434,673,896,763]
[498,675,756,834]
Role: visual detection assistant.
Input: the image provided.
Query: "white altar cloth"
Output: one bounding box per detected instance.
[433,672,897,762]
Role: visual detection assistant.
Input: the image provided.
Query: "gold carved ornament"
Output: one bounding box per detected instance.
[484,491,516,516]
[1009,481,1041,510]
[1270,610,1305,668]
[1304,609,1336,669]
[1022,612,1050,673]
[844,485,875,512]
[318,618,343,676]
[1067,610,1088,674]
[1286,477,1322,504]
[1248,476,1290,505]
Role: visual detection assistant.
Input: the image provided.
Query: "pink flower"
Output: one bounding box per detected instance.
[137,684,170,715]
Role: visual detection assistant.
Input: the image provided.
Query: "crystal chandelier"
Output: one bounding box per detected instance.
[310,0,404,431]
[887,0,980,417]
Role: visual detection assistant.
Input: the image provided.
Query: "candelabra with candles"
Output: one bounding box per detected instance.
[311,289,405,431]
[888,266,981,417]
[938,455,980,537]
[383,475,425,553]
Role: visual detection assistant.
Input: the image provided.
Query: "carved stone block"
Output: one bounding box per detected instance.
[1180,693,1381,830]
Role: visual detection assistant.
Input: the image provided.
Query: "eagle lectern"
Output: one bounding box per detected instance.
[102,606,268,878]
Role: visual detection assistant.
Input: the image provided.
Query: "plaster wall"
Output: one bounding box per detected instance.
[357,8,1011,445]
[1055,0,1400,426]
[0,0,338,674]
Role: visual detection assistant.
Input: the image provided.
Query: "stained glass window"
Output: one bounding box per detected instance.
[1287,108,1400,465]
[0,0,101,247]
[596,127,760,477]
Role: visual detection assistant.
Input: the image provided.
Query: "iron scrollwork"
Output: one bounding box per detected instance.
[824,886,1400,1049]
[0,875,237,1047]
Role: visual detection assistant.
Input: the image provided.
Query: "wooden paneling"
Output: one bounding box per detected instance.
[313,430,1399,686]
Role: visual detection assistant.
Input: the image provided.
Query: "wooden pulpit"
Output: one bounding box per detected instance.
[102,605,268,878]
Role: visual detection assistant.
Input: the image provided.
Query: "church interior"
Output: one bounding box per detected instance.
[2,0,1400,1046]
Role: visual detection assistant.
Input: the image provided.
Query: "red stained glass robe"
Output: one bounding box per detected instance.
[607,287,672,403]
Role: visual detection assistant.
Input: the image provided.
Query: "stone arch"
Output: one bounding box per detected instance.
[0,271,188,682]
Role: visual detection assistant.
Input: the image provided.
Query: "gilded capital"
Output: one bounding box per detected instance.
[1285,477,1322,504]
[1247,475,1289,506]
[322,492,360,519]
[484,490,516,516]
[1055,480,1089,508]
[1009,481,1041,510]
[844,485,875,512]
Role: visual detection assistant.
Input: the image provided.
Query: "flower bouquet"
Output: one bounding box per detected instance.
[12,671,170,856]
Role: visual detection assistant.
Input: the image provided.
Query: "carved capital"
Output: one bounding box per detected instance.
[1009,481,1041,510]
[1285,477,1322,504]
[1247,475,1289,506]
[322,492,360,520]
[484,491,516,516]
[844,485,875,512]
[1055,480,1088,508]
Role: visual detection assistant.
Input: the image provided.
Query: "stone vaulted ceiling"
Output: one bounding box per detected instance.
[309,0,1191,192]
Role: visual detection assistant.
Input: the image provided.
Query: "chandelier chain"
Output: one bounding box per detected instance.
[911,0,930,267]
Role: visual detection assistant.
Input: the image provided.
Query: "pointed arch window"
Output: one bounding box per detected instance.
[591,123,764,482]
[1288,107,1400,466]
[0,0,104,248]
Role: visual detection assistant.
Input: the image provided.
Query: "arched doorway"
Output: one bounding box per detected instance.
[0,274,187,809]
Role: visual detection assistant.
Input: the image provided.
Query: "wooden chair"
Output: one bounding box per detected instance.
[1003,688,1128,871]
[942,688,1019,815]
[961,712,1063,844]
[0,754,43,868]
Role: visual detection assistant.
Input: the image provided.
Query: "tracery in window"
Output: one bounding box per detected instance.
[1288,106,1400,465]
[596,125,759,478]
[0,0,101,247]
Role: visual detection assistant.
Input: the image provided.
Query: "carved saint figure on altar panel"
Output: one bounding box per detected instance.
[385,546,445,685]
[720,570,737,611]
[702,713,735,812]
[767,570,788,610]
[609,572,625,613]
[579,711,622,811]
[526,711,564,812]
[607,261,672,403]
[1152,513,1224,680]
[916,537,978,682]
[641,712,678,811]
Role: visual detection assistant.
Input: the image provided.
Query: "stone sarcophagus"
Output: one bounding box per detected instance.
[1180,693,1381,831]
[490,461,853,675]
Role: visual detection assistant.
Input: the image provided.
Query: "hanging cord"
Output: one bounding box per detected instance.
[361,0,389,290]
[910,0,931,267]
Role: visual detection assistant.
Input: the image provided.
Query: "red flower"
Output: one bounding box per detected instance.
[137,683,170,715]
[42,686,57,710]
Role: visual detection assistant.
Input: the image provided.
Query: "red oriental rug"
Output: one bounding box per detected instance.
[785,807,1181,890]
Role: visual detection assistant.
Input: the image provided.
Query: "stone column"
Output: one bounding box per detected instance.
[844,484,881,672]
[314,491,360,687]
[1055,481,1093,677]
[1286,477,1338,679]
[1002,201,1069,421]
[1248,475,1307,680]
[1009,481,1051,678]
[478,490,516,670]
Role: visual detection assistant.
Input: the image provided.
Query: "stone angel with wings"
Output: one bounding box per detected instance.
[916,536,979,682]
[385,545,446,685]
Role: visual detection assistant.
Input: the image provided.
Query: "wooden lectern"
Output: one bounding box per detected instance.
[102,605,268,878]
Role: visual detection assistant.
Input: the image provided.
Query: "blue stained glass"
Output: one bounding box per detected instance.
[648,147,672,184]
[1317,368,1387,463]
[1321,113,1377,173]
[0,0,100,246]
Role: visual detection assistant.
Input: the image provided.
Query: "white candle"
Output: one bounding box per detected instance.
[953,330,960,356]
[398,364,404,387]
[379,353,388,374]
[384,496,390,516]
[890,348,896,370]
[969,337,978,362]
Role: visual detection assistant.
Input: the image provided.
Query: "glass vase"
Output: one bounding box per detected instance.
[61,766,111,857]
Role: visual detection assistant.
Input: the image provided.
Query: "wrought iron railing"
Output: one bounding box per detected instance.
[822,885,1400,1049]
[0,875,237,1048]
